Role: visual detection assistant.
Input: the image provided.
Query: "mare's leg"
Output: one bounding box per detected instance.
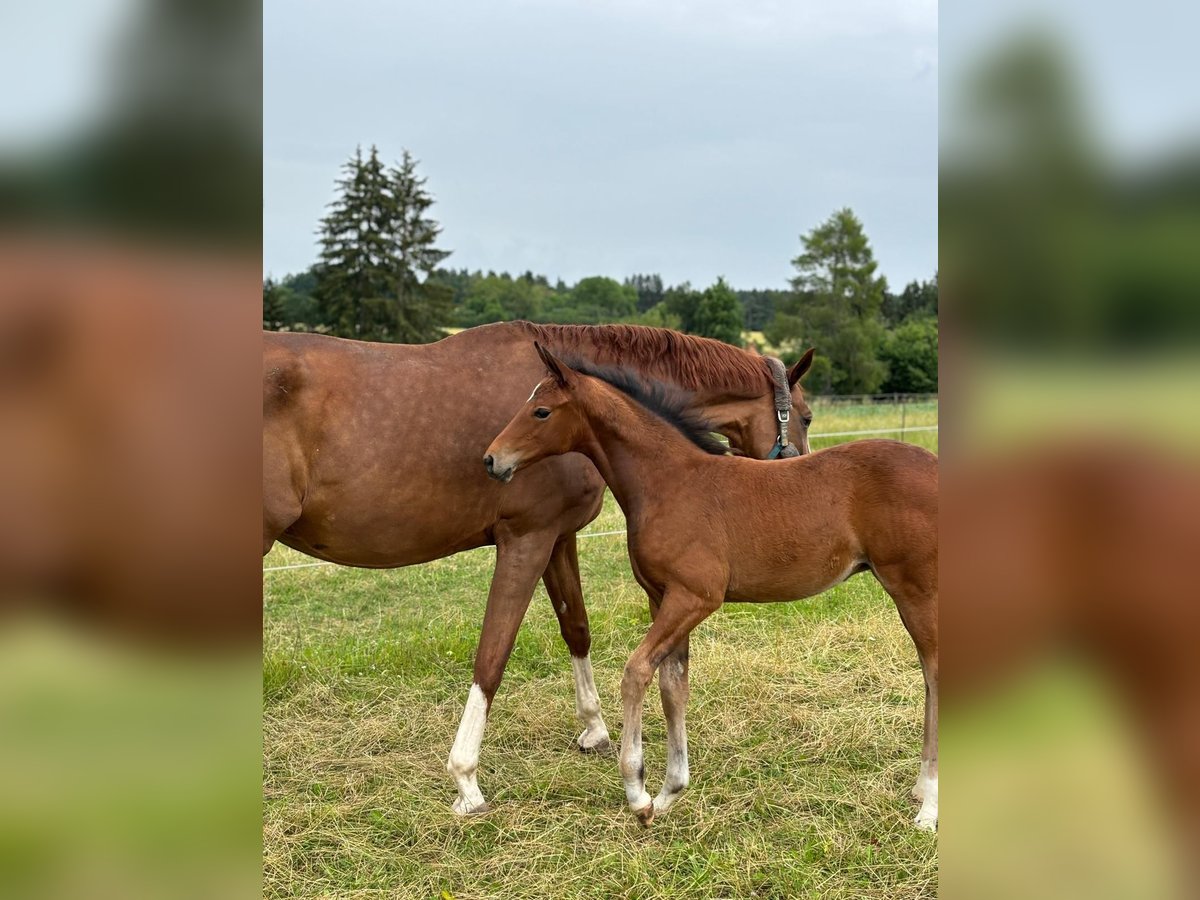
[446,527,556,815]
[875,563,939,831]
[653,633,691,817]
[542,533,611,752]
[620,587,717,826]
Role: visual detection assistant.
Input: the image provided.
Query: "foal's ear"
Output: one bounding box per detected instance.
[534,342,572,388]
[788,348,815,387]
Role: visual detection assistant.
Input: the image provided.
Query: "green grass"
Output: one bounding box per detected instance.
[807,398,938,447]
[264,429,938,899]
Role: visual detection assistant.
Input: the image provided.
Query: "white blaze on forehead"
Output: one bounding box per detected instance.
[526,381,544,403]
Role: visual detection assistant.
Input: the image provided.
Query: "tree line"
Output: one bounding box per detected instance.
[264,146,937,394]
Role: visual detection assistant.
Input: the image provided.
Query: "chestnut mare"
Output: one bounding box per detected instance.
[486,344,939,830]
[263,322,815,814]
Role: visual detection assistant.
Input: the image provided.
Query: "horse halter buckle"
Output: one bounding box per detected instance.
[764,357,800,460]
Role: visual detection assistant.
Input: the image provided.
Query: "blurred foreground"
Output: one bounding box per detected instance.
[942,10,1200,898]
[0,0,261,897]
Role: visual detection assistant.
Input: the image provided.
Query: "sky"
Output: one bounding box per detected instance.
[264,0,938,291]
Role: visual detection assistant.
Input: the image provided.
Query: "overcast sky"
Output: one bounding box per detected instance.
[264,0,938,290]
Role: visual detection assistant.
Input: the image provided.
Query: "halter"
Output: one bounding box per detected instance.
[764,357,800,460]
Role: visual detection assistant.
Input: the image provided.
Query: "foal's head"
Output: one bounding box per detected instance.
[484,343,590,483]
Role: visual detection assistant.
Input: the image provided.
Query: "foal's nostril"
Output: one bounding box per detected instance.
[483,454,495,474]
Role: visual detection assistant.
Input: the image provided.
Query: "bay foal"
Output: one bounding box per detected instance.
[485,345,939,830]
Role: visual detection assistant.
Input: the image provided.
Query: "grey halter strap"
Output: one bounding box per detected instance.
[763,357,799,459]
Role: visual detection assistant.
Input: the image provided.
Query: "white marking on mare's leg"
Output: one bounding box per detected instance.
[913,762,938,831]
[912,759,930,800]
[446,683,490,815]
[570,655,610,751]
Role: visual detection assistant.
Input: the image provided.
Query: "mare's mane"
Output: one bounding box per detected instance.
[515,322,769,396]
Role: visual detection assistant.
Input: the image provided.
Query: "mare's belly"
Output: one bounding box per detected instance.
[279,473,498,567]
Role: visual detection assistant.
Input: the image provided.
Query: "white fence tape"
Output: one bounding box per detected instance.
[809,425,939,439]
[263,426,937,575]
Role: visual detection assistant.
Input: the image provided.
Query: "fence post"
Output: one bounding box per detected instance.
[900,393,907,442]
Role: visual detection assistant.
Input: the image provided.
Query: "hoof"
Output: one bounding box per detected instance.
[451,799,491,817]
[577,736,613,755]
[652,792,680,818]
[634,802,655,828]
[913,809,937,832]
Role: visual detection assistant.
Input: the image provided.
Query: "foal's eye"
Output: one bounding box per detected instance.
[801,415,813,427]
[533,407,552,420]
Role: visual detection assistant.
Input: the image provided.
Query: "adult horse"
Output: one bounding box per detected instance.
[485,345,938,830]
[262,321,815,814]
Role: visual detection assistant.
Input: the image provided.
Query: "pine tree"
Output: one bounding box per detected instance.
[662,282,700,332]
[388,150,452,342]
[883,273,938,326]
[313,146,452,343]
[313,146,397,340]
[625,274,665,312]
[263,277,285,330]
[770,208,888,394]
[693,277,744,345]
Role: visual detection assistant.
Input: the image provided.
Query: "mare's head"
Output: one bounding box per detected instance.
[705,348,816,459]
[484,343,589,482]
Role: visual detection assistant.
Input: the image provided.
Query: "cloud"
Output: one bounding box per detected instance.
[515,0,937,43]
[914,46,939,79]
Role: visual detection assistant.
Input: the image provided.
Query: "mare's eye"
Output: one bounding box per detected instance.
[801,415,813,427]
[533,407,552,420]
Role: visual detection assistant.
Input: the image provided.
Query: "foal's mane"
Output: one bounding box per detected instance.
[514,322,770,395]
[563,357,730,457]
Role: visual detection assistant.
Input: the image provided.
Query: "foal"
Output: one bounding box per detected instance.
[485,344,939,831]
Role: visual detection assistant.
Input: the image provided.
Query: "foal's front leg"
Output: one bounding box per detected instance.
[620,588,715,826]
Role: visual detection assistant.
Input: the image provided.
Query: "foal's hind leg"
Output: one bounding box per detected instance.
[653,633,691,817]
[542,533,611,753]
[875,565,939,831]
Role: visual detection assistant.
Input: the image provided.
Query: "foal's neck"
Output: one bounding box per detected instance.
[576,382,714,521]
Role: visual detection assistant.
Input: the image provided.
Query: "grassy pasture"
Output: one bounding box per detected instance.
[264,408,938,899]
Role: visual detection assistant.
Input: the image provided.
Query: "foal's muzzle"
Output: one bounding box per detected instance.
[483,453,515,483]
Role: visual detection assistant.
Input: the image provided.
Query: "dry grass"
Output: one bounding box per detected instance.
[264,430,938,899]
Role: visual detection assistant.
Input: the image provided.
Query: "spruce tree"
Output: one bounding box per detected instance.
[314,146,397,340]
[314,146,452,343]
[263,277,286,331]
[693,277,745,345]
[771,208,888,394]
[388,150,452,342]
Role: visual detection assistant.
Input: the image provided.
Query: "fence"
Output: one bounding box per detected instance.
[806,392,938,444]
